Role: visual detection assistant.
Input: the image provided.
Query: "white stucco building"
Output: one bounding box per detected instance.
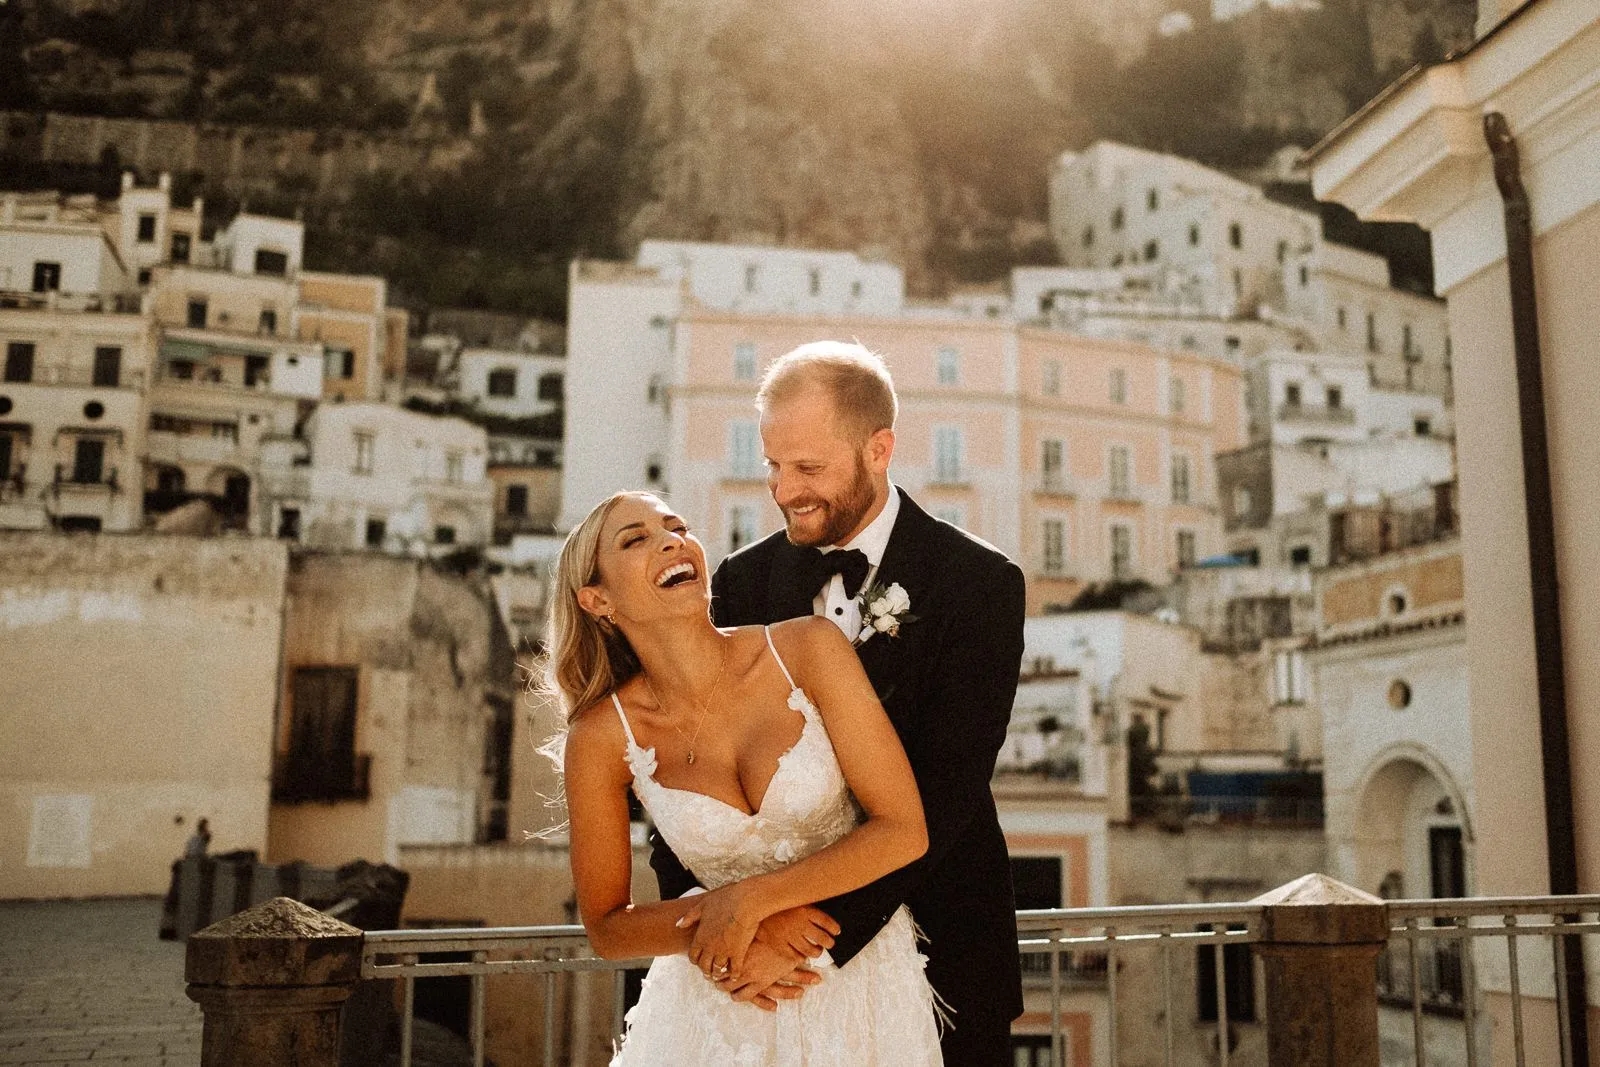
[294,402,492,553]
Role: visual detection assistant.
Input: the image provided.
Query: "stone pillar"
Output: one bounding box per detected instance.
[185,896,364,1067]
[1251,873,1389,1067]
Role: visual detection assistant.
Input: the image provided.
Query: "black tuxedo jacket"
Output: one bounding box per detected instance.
[649,488,1026,1027]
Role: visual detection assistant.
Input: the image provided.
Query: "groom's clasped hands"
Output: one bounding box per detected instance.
[677,888,842,1011]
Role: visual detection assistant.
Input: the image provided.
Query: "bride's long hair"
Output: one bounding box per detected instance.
[544,491,645,722]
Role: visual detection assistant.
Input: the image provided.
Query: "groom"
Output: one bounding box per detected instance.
[650,341,1026,1065]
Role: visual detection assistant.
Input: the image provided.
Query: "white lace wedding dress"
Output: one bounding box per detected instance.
[607,628,943,1066]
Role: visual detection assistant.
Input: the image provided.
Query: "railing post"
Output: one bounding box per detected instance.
[184,896,364,1067]
[1251,874,1388,1067]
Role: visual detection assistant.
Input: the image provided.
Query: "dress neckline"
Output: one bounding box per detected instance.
[612,625,813,818]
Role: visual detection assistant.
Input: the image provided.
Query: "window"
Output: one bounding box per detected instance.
[1110,524,1133,580]
[326,348,356,380]
[734,341,757,381]
[1274,649,1308,704]
[1299,265,1310,287]
[1337,306,1347,330]
[1170,377,1186,414]
[1108,445,1131,497]
[1197,927,1257,1022]
[1402,324,1416,359]
[1415,417,1432,437]
[171,232,191,264]
[0,433,11,482]
[537,373,563,402]
[254,249,289,276]
[1366,312,1379,353]
[137,268,151,286]
[434,525,457,545]
[1176,529,1196,568]
[1326,385,1342,409]
[365,518,386,547]
[186,299,207,329]
[5,342,35,383]
[484,368,517,397]
[136,213,157,243]
[1224,335,1241,355]
[1111,206,1125,231]
[1228,222,1242,249]
[728,505,759,553]
[277,507,301,540]
[744,264,758,293]
[1144,239,1159,263]
[1109,368,1127,405]
[1232,268,1243,296]
[505,485,529,518]
[71,438,105,484]
[1042,360,1061,396]
[807,268,821,296]
[91,346,122,388]
[1146,189,1159,212]
[1188,223,1200,247]
[32,262,61,293]
[275,667,365,803]
[1276,240,1288,264]
[1042,520,1065,575]
[258,308,277,335]
[1285,382,1302,407]
[1082,225,1095,249]
[1388,679,1413,710]
[1170,454,1191,504]
[353,432,374,475]
[445,451,464,483]
[933,426,964,484]
[1041,439,1065,491]
[850,279,862,299]
[936,346,959,386]
[728,420,762,479]
[646,373,665,404]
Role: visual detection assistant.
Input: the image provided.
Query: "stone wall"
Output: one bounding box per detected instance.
[0,532,288,898]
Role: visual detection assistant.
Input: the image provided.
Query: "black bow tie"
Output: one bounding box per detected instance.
[795,547,871,599]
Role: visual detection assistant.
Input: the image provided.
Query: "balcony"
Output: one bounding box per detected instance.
[52,464,120,494]
[1035,473,1075,497]
[1275,401,1357,424]
[2,361,147,389]
[270,752,373,804]
[176,878,1600,1067]
[0,289,142,314]
[145,430,243,466]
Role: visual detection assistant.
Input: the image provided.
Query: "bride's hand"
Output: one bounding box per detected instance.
[678,884,762,978]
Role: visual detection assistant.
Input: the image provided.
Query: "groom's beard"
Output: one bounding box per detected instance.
[782,455,876,548]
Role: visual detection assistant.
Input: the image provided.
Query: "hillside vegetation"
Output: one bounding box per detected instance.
[0,0,1474,310]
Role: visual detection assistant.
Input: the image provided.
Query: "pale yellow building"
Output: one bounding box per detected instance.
[1310,0,1600,1056]
[0,533,287,899]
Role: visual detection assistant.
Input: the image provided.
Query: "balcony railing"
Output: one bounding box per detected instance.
[2,362,146,389]
[52,464,119,492]
[1130,793,1325,827]
[181,880,1600,1067]
[0,289,142,314]
[1276,401,1357,424]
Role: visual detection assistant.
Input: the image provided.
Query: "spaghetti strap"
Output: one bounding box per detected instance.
[763,625,799,691]
[610,692,640,748]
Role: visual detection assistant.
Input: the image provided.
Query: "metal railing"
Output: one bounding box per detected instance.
[181,886,1600,1067]
[1383,894,1600,1067]
[1276,401,1357,424]
[1,362,146,388]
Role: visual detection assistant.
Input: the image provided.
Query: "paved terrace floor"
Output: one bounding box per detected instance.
[0,898,200,1066]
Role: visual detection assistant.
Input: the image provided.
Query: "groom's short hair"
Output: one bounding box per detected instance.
[757,341,898,444]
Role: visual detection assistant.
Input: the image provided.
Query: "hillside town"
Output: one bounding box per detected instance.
[2,0,1597,1064]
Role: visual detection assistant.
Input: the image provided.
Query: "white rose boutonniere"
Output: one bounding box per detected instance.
[855,581,917,646]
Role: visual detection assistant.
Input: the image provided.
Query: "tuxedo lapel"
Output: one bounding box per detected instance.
[765,536,824,623]
[854,489,937,703]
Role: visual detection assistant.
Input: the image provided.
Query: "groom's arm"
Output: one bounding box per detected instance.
[816,556,1025,966]
[647,552,760,899]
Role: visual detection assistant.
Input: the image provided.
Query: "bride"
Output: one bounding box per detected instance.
[551,491,943,1065]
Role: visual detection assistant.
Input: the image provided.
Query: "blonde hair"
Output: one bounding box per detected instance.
[757,341,897,444]
[544,491,645,722]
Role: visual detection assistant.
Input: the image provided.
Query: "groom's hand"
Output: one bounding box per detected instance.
[715,940,819,1011]
[756,905,839,960]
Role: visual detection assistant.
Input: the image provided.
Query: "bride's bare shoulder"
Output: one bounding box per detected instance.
[563,691,630,772]
[767,615,852,669]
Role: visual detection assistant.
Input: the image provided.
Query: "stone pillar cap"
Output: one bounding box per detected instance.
[1251,873,1390,945]
[186,897,364,988]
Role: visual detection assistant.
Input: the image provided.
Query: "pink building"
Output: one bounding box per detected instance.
[666,307,1243,615]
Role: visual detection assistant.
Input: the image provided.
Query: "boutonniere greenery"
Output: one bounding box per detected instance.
[855,581,917,646]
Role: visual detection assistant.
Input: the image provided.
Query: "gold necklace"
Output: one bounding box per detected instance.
[642,643,728,766]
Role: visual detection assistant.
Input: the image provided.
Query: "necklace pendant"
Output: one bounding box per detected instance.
[685,750,696,765]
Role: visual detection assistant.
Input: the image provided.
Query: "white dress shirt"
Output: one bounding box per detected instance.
[812,485,901,639]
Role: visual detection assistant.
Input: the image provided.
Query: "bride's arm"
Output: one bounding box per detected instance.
[565,706,703,959]
[684,617,927,975]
